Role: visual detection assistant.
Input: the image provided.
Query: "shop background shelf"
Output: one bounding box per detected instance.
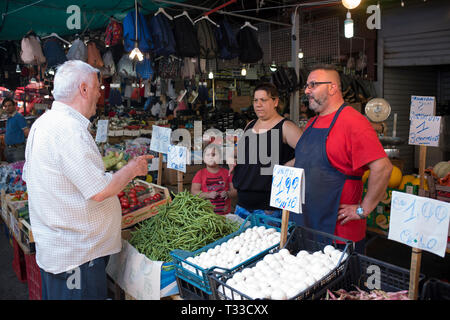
[210,225,353,300]
[170,213,295,297]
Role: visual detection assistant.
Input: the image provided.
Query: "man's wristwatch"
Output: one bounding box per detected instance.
[356,205,366,219]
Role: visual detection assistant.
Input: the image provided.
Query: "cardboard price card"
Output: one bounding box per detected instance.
[409,96,436,119]
[388,191,450,257]
[270,165,305,214]
[167,145,187,173]
[150,125,172,154]
[95,119,109,143]
[408,115,441,147]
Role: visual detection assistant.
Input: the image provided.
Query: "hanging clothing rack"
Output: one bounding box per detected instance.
[150,0,291,27]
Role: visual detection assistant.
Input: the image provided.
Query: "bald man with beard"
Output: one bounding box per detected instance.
[293,64,392,253]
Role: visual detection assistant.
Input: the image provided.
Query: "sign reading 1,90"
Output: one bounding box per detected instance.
[270,165,305,214]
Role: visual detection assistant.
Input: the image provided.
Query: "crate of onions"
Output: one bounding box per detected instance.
[170,213,295,297]
[210,226,353,300]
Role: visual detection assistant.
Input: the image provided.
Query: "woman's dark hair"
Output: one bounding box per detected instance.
[253,82,279,99]
[1,98,14,108]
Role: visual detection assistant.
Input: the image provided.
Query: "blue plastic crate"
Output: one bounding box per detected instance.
[170,213,295,296]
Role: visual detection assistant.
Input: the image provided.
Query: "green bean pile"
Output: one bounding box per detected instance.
[129,190,240,262]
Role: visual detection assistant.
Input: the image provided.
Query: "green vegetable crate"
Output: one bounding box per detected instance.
[121,180,171,229]
[170,213,295,299]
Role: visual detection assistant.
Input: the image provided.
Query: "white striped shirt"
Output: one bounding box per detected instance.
[23,101,121,274]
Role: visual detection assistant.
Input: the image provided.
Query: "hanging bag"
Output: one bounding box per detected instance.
[87,41,104,69]
[66,39,87,61]
[237,26,263,63]
[102,50,116,78]
[149,13,176,57]
[136,53,154,80]
[43,39,67,68]
[123,10,153,53]
[173,15,200,58]
[196,19,218,59]
[104,19,123,47]
[21,34,46,65]
[117,54,136,78]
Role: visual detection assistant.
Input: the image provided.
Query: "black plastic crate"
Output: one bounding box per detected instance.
[420,278,450,300]
[176,276,214,300]
[313,253,426,300]
[210,225,353,300]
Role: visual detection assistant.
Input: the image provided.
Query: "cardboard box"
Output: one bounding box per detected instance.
[231,96,252,113]
[162,163,205,186]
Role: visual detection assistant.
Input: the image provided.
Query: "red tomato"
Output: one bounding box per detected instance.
[118,191,125,197]
[152,194,161,201]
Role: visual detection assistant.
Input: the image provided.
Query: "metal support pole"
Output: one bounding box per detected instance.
[290,7,300,125]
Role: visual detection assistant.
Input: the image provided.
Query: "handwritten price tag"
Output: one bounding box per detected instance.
[408,115,441,147]
[95,120,109,143]
[150,125,172,154]
[409,96,435,119]
[388,191,450,257]
[270,165,305,214]
[167,145,187,173]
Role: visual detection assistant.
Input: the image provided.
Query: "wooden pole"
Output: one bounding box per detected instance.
[157,153,163,186]
[177,171,183,193]
[408,145,427,300]
[280,209,290,248]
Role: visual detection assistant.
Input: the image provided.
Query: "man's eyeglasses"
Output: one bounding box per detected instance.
[303,81,332,90]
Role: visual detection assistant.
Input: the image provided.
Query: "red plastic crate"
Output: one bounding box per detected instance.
[24,253,42,300]
[12,238,27,283]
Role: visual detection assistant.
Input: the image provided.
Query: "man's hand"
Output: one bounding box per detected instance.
[220,191,229,199]
[127,155,154,178]
[337,204,361,225]
[207,191,218,199]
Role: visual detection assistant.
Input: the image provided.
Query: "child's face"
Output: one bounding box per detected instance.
[204,147,221,167]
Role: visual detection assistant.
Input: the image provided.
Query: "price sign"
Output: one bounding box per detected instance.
[408,115,441,147]
[270,165,305,214]
[409,96,436,119]
[167,145,187,173]
[150,125,172,154]
[388,191,450,257]
[95,120,109,143]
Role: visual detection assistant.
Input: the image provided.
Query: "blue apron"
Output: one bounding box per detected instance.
[292,104,361,235]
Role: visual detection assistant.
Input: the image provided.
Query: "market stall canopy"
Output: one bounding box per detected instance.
[0,0,186,41]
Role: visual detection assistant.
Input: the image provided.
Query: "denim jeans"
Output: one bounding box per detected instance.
[40,256,110,300]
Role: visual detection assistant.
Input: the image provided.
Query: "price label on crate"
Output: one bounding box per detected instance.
[388,191,450,257]
[150,125,172,154]
[167,144,187,173]
[270,165,305,214]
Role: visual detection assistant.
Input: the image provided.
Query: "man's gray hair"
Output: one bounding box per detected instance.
[52,60,99,102]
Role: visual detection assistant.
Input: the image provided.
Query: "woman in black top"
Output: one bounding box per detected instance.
[232,83,303,219]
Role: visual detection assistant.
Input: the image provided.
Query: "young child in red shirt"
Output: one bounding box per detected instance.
[191,144,237,215]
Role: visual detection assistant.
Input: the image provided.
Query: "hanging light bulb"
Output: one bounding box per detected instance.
[129,42,144,61]
[342,0,361,10]
[208,71,214,79]
[344,11,354,38]
[401,0,405,7]
[241,66,247,76]
[16,64,21,73]
[298,49,304,59]
[269,61,277,72]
